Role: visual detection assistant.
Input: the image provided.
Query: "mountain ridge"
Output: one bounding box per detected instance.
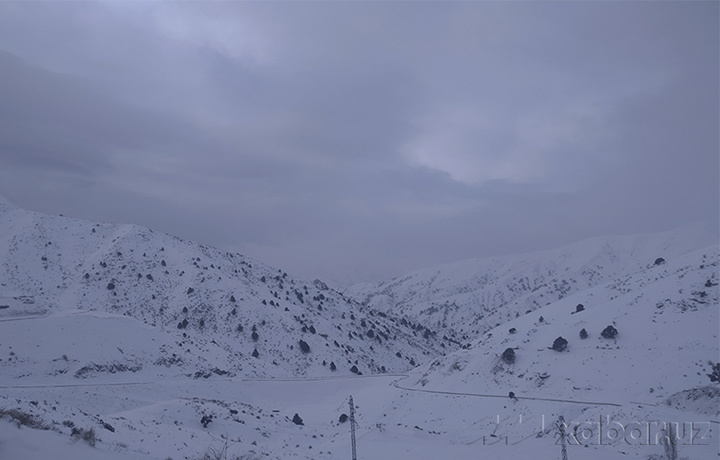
[346,222,716,342]
[0,200,717,460]
[0,201,450,381]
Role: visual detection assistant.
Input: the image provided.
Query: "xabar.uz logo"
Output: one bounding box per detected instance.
[479,415,712,446]
[553,417,711,446]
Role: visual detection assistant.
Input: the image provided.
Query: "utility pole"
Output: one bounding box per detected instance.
[349,395,357,460]
[556,415,569,460]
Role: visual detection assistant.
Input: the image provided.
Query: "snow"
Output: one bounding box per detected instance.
[346,222,716,340]
[0,419,154,460]
[0,201,717,459]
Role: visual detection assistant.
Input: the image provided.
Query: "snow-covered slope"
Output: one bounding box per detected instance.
[1,240,717,460]
[347,224,716,343]
[1,198,717,460]
[409,244,719,405]
[0,199,448,381]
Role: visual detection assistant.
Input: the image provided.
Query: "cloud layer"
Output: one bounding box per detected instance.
[0,2,717,285]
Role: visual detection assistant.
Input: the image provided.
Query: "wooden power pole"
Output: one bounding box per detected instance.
[556,415,569,460]
[349,395,357,460]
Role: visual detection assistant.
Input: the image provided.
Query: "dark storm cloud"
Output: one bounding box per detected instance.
[0,1,716,286]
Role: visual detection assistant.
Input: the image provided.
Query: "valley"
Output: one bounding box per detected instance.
[0,200,717,459]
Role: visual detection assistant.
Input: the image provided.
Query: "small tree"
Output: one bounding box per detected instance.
[575,304,585,313]
[579,328,588,339]
[330,361,336,371]
[251,348,259,358]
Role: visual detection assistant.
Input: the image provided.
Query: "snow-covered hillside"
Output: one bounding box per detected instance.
[0,199,448,381]
[347,224,716,343]
[0,197,717,460]
[389,243,719,459]
[409,245,719,401]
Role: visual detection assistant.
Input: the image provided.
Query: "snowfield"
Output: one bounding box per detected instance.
[0,199,717,459]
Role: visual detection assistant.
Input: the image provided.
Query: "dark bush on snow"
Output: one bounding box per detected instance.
[0,408,50,430]
[501,348,515,364]
[71,427,97,446]
[600,325,618,339]
[339,414,348,423]
[551,336,568,352]
[579,328,588,339]
[707,362,719,383]
[292,413,304,425]
[298,339,310,353]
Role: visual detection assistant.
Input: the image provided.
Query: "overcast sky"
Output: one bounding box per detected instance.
[0,1,717,286]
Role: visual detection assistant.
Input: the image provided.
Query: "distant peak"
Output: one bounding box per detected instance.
[0,195,18,212]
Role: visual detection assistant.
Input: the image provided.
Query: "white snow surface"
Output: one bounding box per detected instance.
[0,200,445,380]
[0,200,717,459]
[346,223,715,340]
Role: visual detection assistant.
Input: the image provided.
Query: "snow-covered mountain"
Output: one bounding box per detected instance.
[346,224,716,343]
[385,242,719,459]
[0,198,717,460]
[409,244,719,402]
[0,199,448,382]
